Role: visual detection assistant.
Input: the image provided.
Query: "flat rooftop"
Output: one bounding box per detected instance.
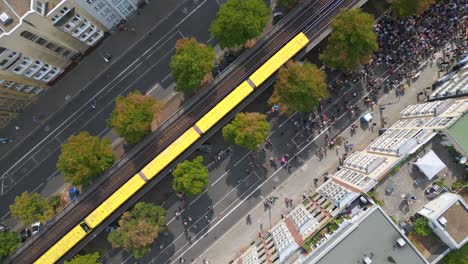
[447,113,468,155]
[0,0,31,32]
[314,207,427,264]
[442,200,468,244]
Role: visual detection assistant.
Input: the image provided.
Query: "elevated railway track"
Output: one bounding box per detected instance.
[8,0,365,262]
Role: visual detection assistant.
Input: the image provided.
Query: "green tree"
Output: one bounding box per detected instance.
[173,156,209,196]
[269,61,328,114]
[413,217,432,237]
[10,192,53,225]
[65,252,101,264]
[277,0,298,8]
[210,0,270,48]
[171,38,216,92]
[441,243,468,264]
[108,91,163,144]
[388,0,435,18]
[57,131,115,186]
[0,231,20,257]
[108,203,166,259]
[319,9,378,71]
[222,112,270,151]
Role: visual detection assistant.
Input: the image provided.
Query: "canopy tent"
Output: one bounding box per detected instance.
[414,150,446,180]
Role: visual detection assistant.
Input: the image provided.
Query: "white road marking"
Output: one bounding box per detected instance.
[0,0,208,193]
[233,151,251,167]
[210,170,230,187]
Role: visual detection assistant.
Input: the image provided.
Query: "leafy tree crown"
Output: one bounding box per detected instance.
[210,0,270,48]
[108,91,162,144]
[173,156,209,196]
[57,131,115,186]
[269,61,328,113]
[319,8,378,71]
[222,112,270,151]
[171,38,215,92]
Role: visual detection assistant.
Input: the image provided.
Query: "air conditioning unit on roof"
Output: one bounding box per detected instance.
[0,12,12,25]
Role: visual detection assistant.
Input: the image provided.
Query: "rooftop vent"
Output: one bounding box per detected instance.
[0,12,12,25]
[438,216,448,226]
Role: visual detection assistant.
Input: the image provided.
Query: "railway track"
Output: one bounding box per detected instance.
[9,0,361,262]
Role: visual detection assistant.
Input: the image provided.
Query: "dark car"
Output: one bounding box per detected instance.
[224,52,237,64]
[69,187,80,202]
[212,64,222,78]
[20,228,31,242]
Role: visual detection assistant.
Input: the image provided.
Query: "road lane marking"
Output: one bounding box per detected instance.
[0,0,209,194]
[210,170,229,187]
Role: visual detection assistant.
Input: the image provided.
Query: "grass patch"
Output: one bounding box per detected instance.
[367,191,384,206]
[440,243,468,264]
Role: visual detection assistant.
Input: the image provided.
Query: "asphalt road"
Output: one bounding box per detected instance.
[101,51,392,264]
[0,0,220,220]
[107,72,370,264]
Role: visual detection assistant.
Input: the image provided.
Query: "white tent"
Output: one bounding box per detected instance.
[415,150,446,180]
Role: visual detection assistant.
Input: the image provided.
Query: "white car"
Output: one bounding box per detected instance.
[31,222,43,235]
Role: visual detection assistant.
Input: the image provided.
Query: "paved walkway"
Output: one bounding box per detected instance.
[196,55,443,263]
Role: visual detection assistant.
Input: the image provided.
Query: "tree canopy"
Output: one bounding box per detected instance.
[171,38,215,92]
[108,91,163,144]
[173,156,209,196]
[277,0,298,8]
[440,243,468,264]
[269,61,328,114]
[65,252,101,264]
[10,192,53,225]
[222,112,270,151]
[0,231,20,257]
[319,9,378,71]
[413,217,432,237]
[210,0,270,48]
[57,131,115,186]
[388,0,435,18]
[108,202,166,259]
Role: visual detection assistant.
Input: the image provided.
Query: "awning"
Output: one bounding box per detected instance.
[414,150,446,180]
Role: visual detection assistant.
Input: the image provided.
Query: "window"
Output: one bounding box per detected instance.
[36,1,44,14]
[0,59,8,66]
[20,31,73,57]
[86,0,96,5]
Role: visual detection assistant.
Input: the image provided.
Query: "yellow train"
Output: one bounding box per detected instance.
[35,32,309,264]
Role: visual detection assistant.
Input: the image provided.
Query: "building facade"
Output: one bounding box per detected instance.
[0,0,141,127]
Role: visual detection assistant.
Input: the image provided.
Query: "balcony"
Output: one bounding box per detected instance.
[33,64,52,80]
[52,7,75,27]
[72,20,90,37]
[23,61,43,78]
[42,67,60,82]
[86,30,104,46]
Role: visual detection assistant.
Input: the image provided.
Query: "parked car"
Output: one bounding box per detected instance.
[20,228,31,242]
[31,222,43,235]
[212,64,222,78]
[69,187,80,202]
[224,52,237,65]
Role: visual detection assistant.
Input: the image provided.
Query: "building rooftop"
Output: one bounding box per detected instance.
[447,113,468,155]
[429,56,468,100]
[442,200,468,244]
[310,207,427,264]
[0,0,30,33]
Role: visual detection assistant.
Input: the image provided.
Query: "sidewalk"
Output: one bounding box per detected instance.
[197,55,442,263]
[0,0,186,155]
